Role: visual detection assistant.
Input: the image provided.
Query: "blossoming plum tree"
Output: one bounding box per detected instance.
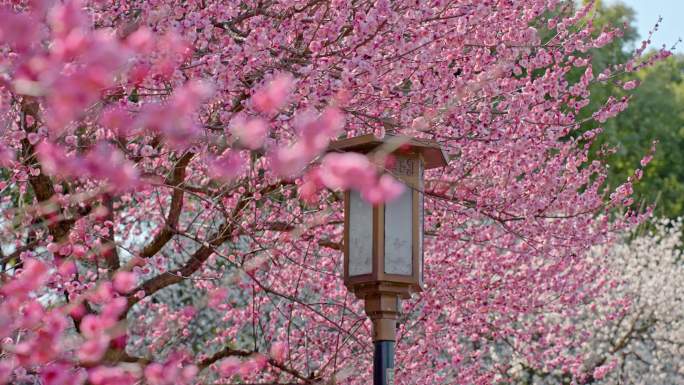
[504,219,684,384]
[0,1,667,384]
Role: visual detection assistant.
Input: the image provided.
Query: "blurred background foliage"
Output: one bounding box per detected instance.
[576,0,684,218]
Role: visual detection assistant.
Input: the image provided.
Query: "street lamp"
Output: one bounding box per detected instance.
[329,134,448,385]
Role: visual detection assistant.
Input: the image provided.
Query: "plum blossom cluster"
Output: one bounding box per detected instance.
[0,257,197,385]
[503,219,684,384]
[0,0,670,384]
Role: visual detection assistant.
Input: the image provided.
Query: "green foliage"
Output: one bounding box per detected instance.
[574,1,684,217]
[600,56,684,217]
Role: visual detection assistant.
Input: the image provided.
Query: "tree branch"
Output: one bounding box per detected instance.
[126,184,283,311]
[140,152,194,258]
[102,193,120,271]
[198,346,319,384]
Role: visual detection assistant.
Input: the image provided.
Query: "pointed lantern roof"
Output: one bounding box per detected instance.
[328,134,448,169]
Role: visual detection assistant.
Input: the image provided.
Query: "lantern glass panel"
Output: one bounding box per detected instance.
[418,161,424,285]
[348,190,373,276]
[384,160,415,276]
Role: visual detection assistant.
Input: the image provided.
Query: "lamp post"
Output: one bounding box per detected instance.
[329,134,448,385]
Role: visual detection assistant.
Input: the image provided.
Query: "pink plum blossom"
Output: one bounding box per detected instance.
[218,357,242,378]
[113,272,137,294]
[252,73,294,114]
[230,116,268,150]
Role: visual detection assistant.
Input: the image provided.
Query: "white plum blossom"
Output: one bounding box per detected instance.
[504,218,684,384]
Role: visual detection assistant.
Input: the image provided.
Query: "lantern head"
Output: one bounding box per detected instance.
[329,134,448,300]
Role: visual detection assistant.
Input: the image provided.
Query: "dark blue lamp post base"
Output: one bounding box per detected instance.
[374,340,395,385]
